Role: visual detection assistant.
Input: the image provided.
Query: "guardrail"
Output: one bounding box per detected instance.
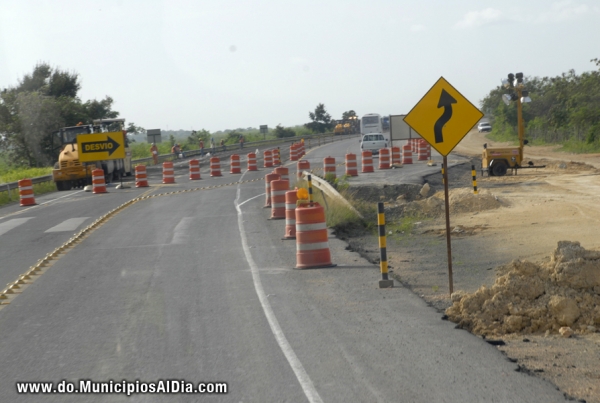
[0,132,358,194]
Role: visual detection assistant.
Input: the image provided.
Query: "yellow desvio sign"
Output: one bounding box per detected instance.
[403,77,483,156]
[76,132,125,162]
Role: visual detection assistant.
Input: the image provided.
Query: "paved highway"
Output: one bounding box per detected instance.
[0,136,566,402]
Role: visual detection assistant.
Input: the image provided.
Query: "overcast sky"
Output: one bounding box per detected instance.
[1,0,599,133]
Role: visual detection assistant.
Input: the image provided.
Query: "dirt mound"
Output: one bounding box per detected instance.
[542,160,598,173]
[446,241,600,336]
[399,188,503,218]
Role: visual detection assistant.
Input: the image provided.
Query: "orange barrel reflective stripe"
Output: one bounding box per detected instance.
[92,168,108,193]
[323,156,336,178]
[162,161,175,183]
[361,150,374,173]
[270,179,289,219]
[230,154,241,174]
[273,166,289,183]
[402,144,413,164]
[290,144,299,161]
[391,146,401,165]
[283,189,298,239]
[135,165,149,187]
[18,178,36,206]
[295,202,334,269]
[263,150,273,168]
[210,157,222,177]
[379,148,391,169]
[418,140,429,161]
[189,159,201,180]
[264,173,280,208]
[345,153,358,176]
[297,160,310,178]
[247,153,258,171]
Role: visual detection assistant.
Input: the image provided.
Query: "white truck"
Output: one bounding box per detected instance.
[360,133,388,155]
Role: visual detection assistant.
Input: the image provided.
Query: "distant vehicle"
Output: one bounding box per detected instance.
[360,133,387,155]
[478,122,492,132]
[360,113,382,135]
[382,116,390,131]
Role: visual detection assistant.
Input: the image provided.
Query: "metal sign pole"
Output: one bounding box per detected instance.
[442,155,454,295]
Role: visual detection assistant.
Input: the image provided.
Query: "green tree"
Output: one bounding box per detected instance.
[305,103,333,133]
[274,124,296,138]
[342,110,357,120]
[187,129,210,146]
[0,63,120,167]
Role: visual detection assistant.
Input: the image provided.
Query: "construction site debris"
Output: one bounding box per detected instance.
[446,241,600,336]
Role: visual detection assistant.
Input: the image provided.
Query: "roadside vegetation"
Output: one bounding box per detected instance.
[481,58,600,153]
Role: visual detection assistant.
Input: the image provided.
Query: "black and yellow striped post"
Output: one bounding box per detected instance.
[377,202,394,288]
[441,163,445,186]
[307,174,314,206]
[471,164,478,195]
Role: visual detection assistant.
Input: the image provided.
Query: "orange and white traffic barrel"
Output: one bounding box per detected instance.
[361,151,374,173]
[92,169,108,193]
[297,160,310,178]
[274,166,289,183]
[324,156,336,178]
[135,165,149,187]
[379,148,391,169]
[402,144,413,164]
[270,179,289,219]
[283,189,298,239]
[345,153,358,176]
[210,157,222,177]
[264,173,281,208]
[189,159,201,180]
[273,149,281,166]
[162,161,175,183]
[299,142,305,157]
[247,153,258,171]
[411,138,418,153]
[230,154,241,174]
[290,144,299,161]
[418,140,429,161]
[295,202,334,269]
[391,146,401,165]
[263,150,273,168]
[18,178,36,206]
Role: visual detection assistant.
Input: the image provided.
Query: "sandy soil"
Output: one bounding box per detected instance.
[341,131,600,403]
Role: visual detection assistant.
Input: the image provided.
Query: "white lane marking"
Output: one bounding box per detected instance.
[235,173,323,403]
[44,217,90,233]
[0,217,35,237]
[237,192,265,207]
[171,217,194,244]
[38,190,85,206]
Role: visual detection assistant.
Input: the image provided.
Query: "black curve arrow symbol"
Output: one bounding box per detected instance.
[434,89,457,143]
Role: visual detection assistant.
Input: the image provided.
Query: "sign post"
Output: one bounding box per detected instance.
[403,77,483,295]
[147,129,162,144]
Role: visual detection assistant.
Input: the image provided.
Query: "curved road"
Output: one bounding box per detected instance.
[0,136,566,402]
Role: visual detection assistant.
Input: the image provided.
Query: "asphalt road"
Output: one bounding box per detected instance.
[0,136,566,402]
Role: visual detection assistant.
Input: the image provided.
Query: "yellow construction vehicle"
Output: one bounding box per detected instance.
[52,118,132,190]
[482,72,543,176]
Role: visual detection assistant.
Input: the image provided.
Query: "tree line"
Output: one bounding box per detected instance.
[0,63,146,167]
[480,59,600,150]
[1,64,358,169]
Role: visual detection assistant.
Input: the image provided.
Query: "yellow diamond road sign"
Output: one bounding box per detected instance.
[76,132,126,162]
[403,77,483,156]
